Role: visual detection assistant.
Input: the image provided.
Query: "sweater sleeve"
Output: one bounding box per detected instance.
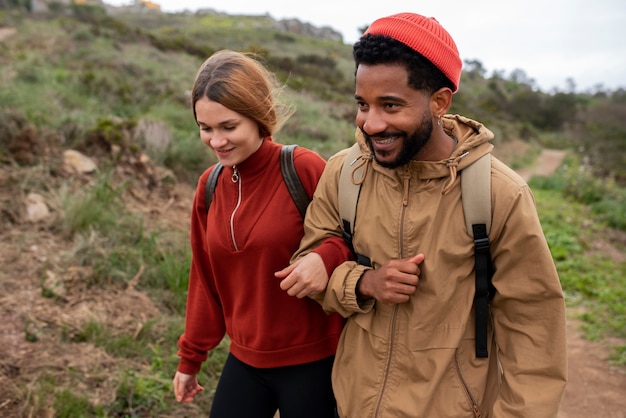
[292,147,353,276]
[176,169,227,375]
[311,236,354,277]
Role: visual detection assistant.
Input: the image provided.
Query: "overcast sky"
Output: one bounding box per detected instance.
[108,0,626,92]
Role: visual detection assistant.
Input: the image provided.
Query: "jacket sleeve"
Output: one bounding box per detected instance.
[176,169,227,375]
[489,182,567,417]
[291,147,354,279]
[293,150,375,317]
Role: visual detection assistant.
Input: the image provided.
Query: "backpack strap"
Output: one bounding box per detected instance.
[205,162,224,210]
[280,145,309,219]
[204,145,309,219]
[461,153,495,358]
[461,153,492,235]
[339,143,371,267]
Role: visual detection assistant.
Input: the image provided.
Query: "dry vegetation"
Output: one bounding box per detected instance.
[0,136,207,416]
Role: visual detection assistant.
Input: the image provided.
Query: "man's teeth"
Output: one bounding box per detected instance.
[374,136,398,144]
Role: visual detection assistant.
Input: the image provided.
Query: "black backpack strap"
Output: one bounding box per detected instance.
[472,223,495,358]
[280,145,310,219]
[205,163,224,211]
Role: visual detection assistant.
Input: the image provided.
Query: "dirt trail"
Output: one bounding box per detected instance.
[516,149,626,418]
[559,316,626,418]
[516,149,567,182]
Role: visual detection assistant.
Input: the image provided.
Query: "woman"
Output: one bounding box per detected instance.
[172,50,350,418]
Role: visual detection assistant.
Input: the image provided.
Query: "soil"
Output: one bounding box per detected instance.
[0,145,624,417]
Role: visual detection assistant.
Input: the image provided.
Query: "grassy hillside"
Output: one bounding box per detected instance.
[0,4,624,417]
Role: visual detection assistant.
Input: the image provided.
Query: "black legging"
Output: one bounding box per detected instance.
[209,353,337,418]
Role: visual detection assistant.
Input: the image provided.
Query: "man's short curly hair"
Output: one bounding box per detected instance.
[353,34,455,94]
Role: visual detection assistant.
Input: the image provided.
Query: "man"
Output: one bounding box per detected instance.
[278,11,567,418]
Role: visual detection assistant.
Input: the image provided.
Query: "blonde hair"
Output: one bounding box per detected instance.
[191,50,293,138]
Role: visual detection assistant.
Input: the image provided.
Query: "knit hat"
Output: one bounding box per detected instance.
[364,12,462,92]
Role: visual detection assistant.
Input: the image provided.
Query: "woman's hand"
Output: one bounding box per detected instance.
[172,371,204,403]
[275,252,329,298]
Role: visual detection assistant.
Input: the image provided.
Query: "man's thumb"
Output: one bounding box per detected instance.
[408,254,425,265]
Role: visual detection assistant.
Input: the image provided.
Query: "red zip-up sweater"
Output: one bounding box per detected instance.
[177,139,350,374]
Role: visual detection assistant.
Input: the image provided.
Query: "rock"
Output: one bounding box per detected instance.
[63,149,97,174]
[134,119,171,154]
[25,193,50,223]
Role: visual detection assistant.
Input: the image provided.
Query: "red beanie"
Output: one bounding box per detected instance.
[364,12,462,92]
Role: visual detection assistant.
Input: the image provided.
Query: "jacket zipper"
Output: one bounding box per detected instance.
[373,169,411,417]
[454,350,482,417]
[374,306,398,418]
[399,168,411,250]
[229,166,241,251]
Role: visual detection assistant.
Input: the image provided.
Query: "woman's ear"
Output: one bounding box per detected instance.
[430,87,453,116]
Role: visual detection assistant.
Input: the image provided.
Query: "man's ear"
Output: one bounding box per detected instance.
[430,87,453,116]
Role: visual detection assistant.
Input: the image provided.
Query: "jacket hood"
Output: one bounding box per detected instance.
[444,114,494,161]
[353,114,495,194]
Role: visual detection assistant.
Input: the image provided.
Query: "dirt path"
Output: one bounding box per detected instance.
[516,149,626,418]
[515,149,567,182]
[559,316,626,418]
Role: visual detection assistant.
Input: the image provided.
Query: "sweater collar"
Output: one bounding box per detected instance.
[222,137,278,178]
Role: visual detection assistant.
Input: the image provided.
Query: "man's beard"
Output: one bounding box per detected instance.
[364,112,433,168]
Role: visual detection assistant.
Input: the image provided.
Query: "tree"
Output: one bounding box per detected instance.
[464,59,487,80]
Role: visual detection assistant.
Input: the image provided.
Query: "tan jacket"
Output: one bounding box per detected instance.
[296,115,567,417]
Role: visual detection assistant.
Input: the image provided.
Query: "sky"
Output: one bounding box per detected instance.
[108,0,626,92]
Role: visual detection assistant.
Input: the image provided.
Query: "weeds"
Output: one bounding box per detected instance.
[54,389,103,418]
[55,171,126,236]
[532,154,626,230]
[531,160,626,366]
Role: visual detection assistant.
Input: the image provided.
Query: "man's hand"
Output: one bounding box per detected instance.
[275,252,328,298]
[172,371,204,403]
[357,254,425,304]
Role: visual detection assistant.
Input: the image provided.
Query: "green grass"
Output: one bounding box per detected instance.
[55,171,128,236]
[279,91,355,158]
[54,389,105,418]
[531,167,626,366]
